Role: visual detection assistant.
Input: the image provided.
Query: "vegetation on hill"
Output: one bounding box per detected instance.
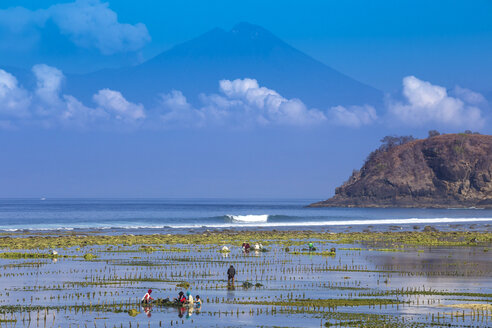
[310,131,492,208]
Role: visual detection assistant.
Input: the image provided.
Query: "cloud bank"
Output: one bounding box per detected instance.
[329,105,377,128]
[160,78,329,127]
[0,65,487,131]
[0,0,150,54]
[0,65,145,129]
[0,67,377,129]
[160,78,378,127]
[94,89,146,121]
[388,76,485,128]
[158,76,488,130]
[0,70,31,118]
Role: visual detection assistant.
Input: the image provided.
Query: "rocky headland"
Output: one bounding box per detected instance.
[310,133,492,208]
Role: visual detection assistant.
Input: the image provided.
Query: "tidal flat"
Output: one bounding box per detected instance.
[0,230,490,327]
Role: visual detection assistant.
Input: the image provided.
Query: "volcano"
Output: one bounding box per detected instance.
[66,22,382,109]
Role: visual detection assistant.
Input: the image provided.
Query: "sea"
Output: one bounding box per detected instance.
[0,198,491,234]
[0,198,492,234]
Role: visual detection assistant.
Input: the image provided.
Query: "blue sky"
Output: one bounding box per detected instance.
[3,0,492,92]
[0,0,491,198]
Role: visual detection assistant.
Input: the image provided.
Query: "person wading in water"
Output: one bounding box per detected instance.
[227,265,236,284]
[141,289,154,304]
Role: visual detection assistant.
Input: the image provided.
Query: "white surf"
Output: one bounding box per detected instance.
[226,214,269,223]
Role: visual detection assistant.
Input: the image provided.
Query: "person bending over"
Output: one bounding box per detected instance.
[186,291,194,305]
[141,289,154,304]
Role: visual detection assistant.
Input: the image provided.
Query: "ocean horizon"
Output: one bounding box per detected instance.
[1,198,491,233]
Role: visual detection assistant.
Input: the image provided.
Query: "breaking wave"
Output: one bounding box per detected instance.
[2,216,490,232]
[225,214,268,223]
[167,217,492,229]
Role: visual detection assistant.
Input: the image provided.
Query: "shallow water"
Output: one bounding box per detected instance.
[0,235,490,327]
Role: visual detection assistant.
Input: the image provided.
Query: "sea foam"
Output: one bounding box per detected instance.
[1,216,491,232]
[226,214,269,223]
[168,217,492,229]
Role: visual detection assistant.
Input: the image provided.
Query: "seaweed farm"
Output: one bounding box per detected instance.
[0,230,490,327]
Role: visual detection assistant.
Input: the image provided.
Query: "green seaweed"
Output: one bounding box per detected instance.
[176,281,190,289]
[83,253,97,260]
[0,230,488,250]
[0,252,63,259]
[234,298,405,307]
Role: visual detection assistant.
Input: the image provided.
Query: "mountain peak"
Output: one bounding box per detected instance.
[231,22,273,36]
[68,22,382,110]
[229,22,281,44]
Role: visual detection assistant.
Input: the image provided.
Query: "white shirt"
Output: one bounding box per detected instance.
[142,292,152,302]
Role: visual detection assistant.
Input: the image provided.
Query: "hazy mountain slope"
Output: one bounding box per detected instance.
[66,22,382,108]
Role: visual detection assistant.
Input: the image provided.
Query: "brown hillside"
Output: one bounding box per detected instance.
[310,133,492,208]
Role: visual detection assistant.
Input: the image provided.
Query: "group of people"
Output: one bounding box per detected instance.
[242,242,263,253]
[141,289,202,307]
[137,242,319,319]
[173,291,202,319]
[174,291,202,307]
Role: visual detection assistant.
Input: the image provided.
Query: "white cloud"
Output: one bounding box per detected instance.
[160,90,209,127]
[49,0,150,54]
[0,0,150,55]
[0,69,31,118]
[93,89,145,121]
[0,65,146,128]
[388,76,484,128]
[217,78,326,126]
[159,78,328,127]
[329,105,377,127]
[1,68,381,130]
[32,64,64,107]
[452,86,487,105]
[159,78,380,128]
[220,78,278,106]
[61,95,109,126]
[161,90,191,112]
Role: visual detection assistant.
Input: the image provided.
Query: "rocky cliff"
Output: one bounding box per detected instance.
[310,133,492,208]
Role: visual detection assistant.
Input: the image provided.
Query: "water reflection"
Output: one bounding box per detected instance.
[142,306,152,317]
